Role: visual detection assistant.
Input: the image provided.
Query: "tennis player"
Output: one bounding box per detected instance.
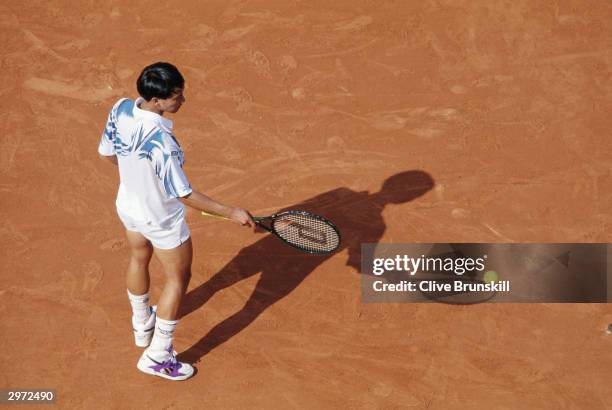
[98,62,254,381]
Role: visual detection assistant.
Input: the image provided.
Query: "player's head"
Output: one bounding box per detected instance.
[137,62,185,113]
[377,170,434,204]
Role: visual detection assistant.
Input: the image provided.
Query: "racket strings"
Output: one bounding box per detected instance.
[272,213,340,253]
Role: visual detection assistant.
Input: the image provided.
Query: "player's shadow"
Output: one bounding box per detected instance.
[178,170,434,363]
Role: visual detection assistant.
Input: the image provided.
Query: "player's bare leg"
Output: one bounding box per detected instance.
[136,238,194,381]
[154,238,193,321]
[125,230,153,295]
[124,230,156,347]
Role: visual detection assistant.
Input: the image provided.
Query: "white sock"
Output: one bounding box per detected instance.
[127,289,151,323]
[149,317,178,357]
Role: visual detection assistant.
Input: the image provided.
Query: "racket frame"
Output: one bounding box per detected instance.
[266,210,341,254]
[201,209,341,254]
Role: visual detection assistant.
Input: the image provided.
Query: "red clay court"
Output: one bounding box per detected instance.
[1,1,611,408]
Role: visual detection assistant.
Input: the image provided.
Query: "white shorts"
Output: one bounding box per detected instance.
[117,210,191,250]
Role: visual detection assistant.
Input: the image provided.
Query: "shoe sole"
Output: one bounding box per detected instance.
[136,359,193,381]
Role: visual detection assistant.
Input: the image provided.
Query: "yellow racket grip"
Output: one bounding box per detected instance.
[201,211,231,220]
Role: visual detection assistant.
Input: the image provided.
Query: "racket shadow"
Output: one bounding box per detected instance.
[177,170,435,364]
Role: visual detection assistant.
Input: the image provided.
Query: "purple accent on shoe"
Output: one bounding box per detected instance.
[147,355,186,378]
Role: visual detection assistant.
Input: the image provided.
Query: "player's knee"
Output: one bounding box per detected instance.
[166,268,191,286]
[130,251,151,267]
[132,257,152,270]
[129,241,152,261]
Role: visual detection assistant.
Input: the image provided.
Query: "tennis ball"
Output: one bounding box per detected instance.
[483,270,498,284]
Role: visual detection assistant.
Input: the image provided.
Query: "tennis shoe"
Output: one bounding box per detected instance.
[133,305,156,347]
[137,346,194,381]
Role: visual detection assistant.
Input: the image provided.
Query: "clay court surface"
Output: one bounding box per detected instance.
[2,0,612,408]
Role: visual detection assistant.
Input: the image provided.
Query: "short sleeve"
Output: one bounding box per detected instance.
[162,149,192,198]
[98,105,117,156]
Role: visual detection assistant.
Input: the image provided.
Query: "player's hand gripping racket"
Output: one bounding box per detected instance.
[201,210,341,254]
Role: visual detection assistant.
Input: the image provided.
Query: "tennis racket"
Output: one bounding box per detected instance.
[201,210,341,254]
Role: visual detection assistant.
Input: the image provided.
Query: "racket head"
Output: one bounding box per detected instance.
[267,210,341,254]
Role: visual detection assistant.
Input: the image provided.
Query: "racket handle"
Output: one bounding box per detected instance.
[201,211,231,220]
[201,211,265,222]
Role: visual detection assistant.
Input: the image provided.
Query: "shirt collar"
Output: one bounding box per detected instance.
[134,97,174,132]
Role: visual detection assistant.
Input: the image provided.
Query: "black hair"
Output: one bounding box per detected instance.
[136,62,184,101]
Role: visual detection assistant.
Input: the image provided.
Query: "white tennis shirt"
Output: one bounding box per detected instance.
[98,98,193,228]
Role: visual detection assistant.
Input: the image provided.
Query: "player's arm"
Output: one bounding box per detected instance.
[179,189,254,228]
[99,154,118,166]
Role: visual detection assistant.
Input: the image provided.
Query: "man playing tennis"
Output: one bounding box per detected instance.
[98,62,254,381]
